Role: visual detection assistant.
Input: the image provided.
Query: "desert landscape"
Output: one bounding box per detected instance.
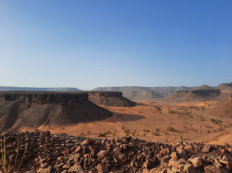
[0,82,232,172]
[1,1,232,172]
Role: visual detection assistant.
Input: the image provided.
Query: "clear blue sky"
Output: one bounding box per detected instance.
[0,0,231,90]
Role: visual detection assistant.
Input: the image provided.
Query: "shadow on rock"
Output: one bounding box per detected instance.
[104,113,145,122]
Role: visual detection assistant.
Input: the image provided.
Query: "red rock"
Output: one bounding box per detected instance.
[170,152,178,161]
[202,145,211,153]
[97,150,107,159]
[96,163,108,173]
[68,164,85,173]
[204,165,230,173]
[75,146,82,153]
[184,163,196,173]
[190,157,203,167]
[38,167,51,173]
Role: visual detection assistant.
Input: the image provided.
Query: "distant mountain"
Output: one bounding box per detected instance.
[170,85,221,101]
[217,82,232,92]
[93,86,192,100]
[0,86,80,92]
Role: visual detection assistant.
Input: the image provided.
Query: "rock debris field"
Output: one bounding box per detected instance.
[0,131,232,173]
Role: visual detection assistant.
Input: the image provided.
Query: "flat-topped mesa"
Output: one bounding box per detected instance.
[0,91,113,130]
[0,92,88,105]
[190,88,220,97]
[88,91,136,107]
[175,90,189,96]
[89,91,123,97]
[171,87,221,101]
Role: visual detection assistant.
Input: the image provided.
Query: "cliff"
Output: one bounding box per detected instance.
[0,92,87,104]
[88,91,136,107]
[93,86,192,100]
[169,87,221,101]
[0,92,112,131]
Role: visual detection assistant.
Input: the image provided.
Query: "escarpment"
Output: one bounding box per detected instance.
[207,94,232,118]
[0,92,112,131]
[0,92,88,104]
[170,86,221,101]
[88,91,136,107]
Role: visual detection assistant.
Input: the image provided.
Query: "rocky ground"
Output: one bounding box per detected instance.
[0,131,231,173]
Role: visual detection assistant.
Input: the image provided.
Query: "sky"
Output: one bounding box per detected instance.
[0,0,231,90]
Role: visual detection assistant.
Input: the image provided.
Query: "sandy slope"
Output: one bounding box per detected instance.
[30,99,232,145]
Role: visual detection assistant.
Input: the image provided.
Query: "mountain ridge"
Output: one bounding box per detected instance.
[0,86,80,92]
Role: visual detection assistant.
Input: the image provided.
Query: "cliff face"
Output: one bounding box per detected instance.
[191,89,220,97]
[0,92,88,104]
[93,86,192,100]
[88,92,136,107]
[0,92,112,131]
[171,88,221,101]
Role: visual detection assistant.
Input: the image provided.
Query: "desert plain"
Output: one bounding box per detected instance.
[34,98,232,146]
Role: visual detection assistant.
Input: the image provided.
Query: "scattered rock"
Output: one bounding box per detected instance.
[184,163,196,173]
[202,145,211,153]
[96,163,108,173]
[38,167,51,173]
[0,131,231,172]
[190,157,203,167]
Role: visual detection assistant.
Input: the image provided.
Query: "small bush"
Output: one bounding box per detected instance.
[200,116,206,121]
[167,126,178,132]
[152,132,160,136]
[143,129,149,133]
[156,128,160,133]
[0,135,28,173]
[168,110,178,114]
[98,132,107,137]
[211,118,222,125]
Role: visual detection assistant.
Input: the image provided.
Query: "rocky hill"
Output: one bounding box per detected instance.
[207,95,232,118]
[169,85,221,101]
[1,131,232,172]
[93,86,192,100]
[0,92,112,131]
[217,82,232,92]
[88,92,136,107]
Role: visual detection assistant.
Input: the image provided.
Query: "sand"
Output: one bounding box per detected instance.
[30,99,232,145]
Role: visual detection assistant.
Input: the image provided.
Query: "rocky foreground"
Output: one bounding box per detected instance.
[0,131,232,173]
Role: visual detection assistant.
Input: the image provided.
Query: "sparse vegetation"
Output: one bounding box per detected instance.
[124,129,130,136]
[167,126,178,132]
[200,116,206,121]
[168,110,178,114]
[210,118,222,125]
[80,132,85,136]
[152,132,160,136]
[154,106,161,111]
[180,135,184,141]
[132,131,136,136]
[98,132,108,137]
[143,129,149,133]
[0,135,28,173]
